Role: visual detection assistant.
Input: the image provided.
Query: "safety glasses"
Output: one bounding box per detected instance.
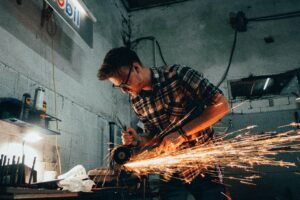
[112,65,133,93]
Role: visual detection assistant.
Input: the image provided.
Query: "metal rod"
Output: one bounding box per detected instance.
[109,122,115,169]
[143,177,146,200]
[10,156,16,185]
[153,38,157,67]
[0,154,3,166]
[4,158,10,185]
[1,155,7,184]
[29,157,36,184]
[0,154,4,184]
[0,154,3,184]
[15,156,20,185]
[18,154,25,184]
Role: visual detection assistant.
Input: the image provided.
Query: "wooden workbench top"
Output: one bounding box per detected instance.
[0,187,78,199]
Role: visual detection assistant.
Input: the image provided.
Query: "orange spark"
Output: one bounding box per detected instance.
[124,126,300,183]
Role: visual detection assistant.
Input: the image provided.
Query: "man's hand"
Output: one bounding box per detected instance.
[157,131,187,153]
[122,127,140,146]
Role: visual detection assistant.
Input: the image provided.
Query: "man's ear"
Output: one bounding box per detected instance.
[132,62,142,73]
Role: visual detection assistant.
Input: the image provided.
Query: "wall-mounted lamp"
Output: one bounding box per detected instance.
[23,129,43,143]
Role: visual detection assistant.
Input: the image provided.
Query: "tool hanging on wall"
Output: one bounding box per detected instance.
[0,154,37,186]
[19,93,32,121]
[41,0,57,37]
[34,87,45,112]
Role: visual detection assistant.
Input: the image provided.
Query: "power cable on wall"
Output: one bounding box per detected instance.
[248,10,300,22]
[219,10,300,88]
[217,29,238,88]
[122,10,300,95]
[129,36,168,66]
[51,38,62,175]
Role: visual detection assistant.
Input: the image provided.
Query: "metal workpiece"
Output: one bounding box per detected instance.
[18,154,25,185]
[0,154,36,187]
[14,156,20,185]
[10,156,15,185]
[4,158,10,184]
[0,154,4,184]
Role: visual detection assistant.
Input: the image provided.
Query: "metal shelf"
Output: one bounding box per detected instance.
[2,118,60,135]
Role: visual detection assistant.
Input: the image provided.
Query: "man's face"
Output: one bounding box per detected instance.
[108,65,144,97]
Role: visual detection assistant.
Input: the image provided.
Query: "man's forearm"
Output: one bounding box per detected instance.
[137,135,158,148]
[181,93,230,136]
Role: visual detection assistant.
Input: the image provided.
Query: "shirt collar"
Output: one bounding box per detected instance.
[151,67,161,91]
[137,67,161,97]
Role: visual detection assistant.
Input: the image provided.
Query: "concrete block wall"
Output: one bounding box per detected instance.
[129,0,300,101]
[0,0,131,179]
[231,96,299,114]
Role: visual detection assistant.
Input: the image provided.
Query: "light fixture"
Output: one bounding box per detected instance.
[263,78,270,90]
[23,129,42,143]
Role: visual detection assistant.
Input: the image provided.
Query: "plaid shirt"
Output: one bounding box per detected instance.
[131,64,222,138]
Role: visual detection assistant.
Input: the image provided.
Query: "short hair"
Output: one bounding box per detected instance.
[98,47,142,80]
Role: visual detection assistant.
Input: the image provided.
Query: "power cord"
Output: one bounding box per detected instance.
[219,9,300,88]
[51,38,62,175]
[248,10,300,22]
[130,36,168,66]
[217,29,238,87]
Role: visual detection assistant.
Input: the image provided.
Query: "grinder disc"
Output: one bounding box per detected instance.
[113,146,132,165]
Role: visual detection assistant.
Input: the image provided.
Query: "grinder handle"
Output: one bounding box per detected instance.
[122,127,138,146]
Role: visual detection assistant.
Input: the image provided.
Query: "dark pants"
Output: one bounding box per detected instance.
[159,174,227,200]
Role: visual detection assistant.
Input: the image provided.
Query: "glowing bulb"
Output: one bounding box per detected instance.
[263,78,270,90]
[23,131,42,143]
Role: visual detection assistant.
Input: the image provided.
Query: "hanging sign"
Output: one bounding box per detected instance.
[45,0,94,47]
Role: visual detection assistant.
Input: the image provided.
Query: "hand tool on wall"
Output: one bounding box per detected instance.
[14,156,20,185]
[4,158,10,184]
[29,157,36,184]
[18,155,25,184]
[10,156,16,185]
[0,154,3,184]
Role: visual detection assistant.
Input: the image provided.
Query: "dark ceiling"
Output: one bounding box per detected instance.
[122,0,189,11]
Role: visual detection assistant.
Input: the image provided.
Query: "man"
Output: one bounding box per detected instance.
[98,47,230,200]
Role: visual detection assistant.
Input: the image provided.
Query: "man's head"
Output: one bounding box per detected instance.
[98,47,149,97]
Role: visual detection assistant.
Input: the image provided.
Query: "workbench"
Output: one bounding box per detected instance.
[0,187,127,199]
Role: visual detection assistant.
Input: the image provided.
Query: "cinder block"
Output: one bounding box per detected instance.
[231,101,249,114]
[15,74,31,99]
[43,144,57,163]
[260,106,280,113]
[0,66,18,95]
[250,99,269,108]
[58,131,72,150]
[69,150,87,168]
[273,97,290,106]
[59,147,71,172]
[246,107,261,113]
[278,104,298,110]
[44,162,56,171]
[0,84,14,98]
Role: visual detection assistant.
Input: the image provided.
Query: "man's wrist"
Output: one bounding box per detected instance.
[177,127,188,140]
[177,127,185,135]
[134,135,142,147]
